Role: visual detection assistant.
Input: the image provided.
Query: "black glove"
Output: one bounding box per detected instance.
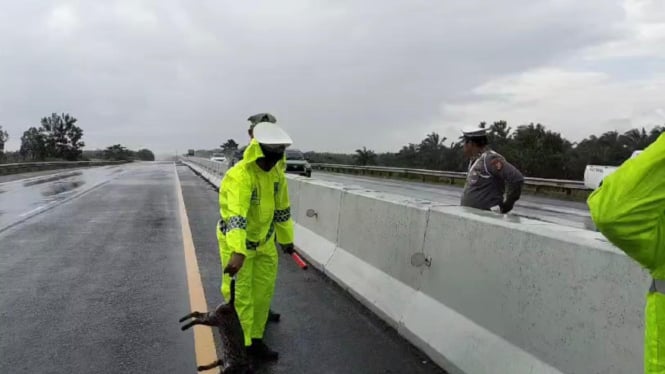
[499,200,515,214]
[281,243,295,255]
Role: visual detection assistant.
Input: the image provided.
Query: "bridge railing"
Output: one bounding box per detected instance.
[181,156,227,174]
[182,157,588,195]
[311,163,588,194]
[0,160,129,176]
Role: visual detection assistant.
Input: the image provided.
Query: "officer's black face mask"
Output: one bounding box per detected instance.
[259,144,285,168]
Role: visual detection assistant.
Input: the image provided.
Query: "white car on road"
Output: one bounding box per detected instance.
[285,149,312,177]
[210,155,227,163]
[584,150,642,190]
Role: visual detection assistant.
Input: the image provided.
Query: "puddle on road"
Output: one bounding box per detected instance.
[40,180,86,197]
[23,171,83,187]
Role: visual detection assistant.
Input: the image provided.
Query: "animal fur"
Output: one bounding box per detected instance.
[180,279,252,373]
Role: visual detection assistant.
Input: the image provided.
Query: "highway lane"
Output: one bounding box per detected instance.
[0,162,447,373]
[311,171,596,230]
[0,163,195,373]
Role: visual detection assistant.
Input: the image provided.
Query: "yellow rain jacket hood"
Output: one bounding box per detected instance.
[588,133,665,373]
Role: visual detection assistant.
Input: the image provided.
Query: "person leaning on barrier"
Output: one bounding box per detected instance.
[216,121,295,361]
[587,133,665,373]
[460,127,524,213]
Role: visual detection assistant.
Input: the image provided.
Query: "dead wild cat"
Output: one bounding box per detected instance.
[180,279,252,373]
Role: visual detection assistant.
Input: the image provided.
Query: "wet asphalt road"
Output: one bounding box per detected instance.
[0,168,83,184]
[312,171,595,230]
[0,163,195,373]
[0,163,447,373]
[0,165,128,233]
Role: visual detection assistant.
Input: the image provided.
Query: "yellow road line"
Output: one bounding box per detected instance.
[175,168,220,373]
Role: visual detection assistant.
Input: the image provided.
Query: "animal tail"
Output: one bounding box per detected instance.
[197,359,223,371]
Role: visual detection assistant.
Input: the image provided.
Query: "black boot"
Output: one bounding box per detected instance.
[267,309,280,323]
[247,339,279,361]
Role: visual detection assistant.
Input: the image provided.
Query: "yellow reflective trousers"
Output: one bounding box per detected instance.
[217,228,278,346]
[645,292,665,373]
[216,139,294,346]
[588,133,665,373]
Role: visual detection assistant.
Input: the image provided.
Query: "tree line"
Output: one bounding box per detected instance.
[304,121,665,180]
[82,145,155,162]
[0,113,155,163]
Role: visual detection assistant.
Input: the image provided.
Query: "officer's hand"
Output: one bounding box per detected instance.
[224,253,246,276]
[281,243,295,255]
[500,200,515,214]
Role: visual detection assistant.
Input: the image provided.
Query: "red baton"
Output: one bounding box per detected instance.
[291,252,308,270]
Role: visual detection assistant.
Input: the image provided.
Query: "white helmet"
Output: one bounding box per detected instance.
[253,122,293,146]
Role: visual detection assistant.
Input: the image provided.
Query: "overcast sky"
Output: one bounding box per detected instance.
[0,0,663,155]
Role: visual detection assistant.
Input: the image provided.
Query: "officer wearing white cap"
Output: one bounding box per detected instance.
[217,121,295,360]
[231,113,278,166]
[460,126,524,213]
[229,113,283,324]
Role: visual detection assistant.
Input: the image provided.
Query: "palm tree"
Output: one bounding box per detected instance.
[221,139,239,155]
[649,126,665,143]
[421,132,446,151]
[354,147,377,166]
[621,128,650,150]
[419,132,447,169]
[0,125,8,154]
[488,121,511,141]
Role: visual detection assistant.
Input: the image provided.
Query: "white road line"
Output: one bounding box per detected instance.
[18,204,53,218]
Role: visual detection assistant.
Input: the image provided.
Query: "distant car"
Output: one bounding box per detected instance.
[210,155,227,163]
[285,149,312,177]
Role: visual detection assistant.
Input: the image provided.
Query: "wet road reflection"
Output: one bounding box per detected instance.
[41,180,86,197]
[0,165,130,232]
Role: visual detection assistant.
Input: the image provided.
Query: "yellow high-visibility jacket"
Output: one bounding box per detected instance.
[219,139,294,256]
[588,133,665,373]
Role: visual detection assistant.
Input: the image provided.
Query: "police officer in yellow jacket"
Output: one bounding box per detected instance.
[217,121,294,361]
[587,132,665,373]
[233,112,283,324]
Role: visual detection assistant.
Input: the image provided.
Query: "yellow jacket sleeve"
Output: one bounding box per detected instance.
[587,133,665,276]
[274,172,294,245]
[219,170,252,256]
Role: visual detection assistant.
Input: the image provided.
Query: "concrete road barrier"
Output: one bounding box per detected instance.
[289,178,346,268]
[182,156,648,374]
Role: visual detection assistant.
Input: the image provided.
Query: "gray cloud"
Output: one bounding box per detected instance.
[0,1,631,154]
